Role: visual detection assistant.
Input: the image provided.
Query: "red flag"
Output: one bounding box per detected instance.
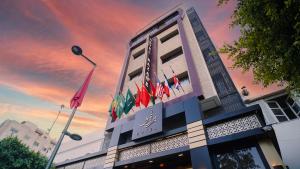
[141,84,150,107]
[111,107,117,120]
[70,68,94,109]
[135,83,141,107]
[149,80,156,97]
[163,81,170,97]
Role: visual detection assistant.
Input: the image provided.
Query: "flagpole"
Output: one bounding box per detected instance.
[160,69,176,96]
[169,65,185,93]
[45,107,77,169]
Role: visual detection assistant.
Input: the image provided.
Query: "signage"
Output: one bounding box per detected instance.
[144,36,152,91]
[132,103,163,140]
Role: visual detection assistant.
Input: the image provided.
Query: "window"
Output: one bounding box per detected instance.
[132,48,145,59]
[33,141,39,147]
[10,128,18,135]
[160,29,179,43]
[267,101,289,122]
[212,73,230,96]
[202,48,215,63]
[160,47,183,64]
[286,97,300,117]
[128,67,143,81]
[215,146,267,169]
[195,30,206,41]
[24,135,30,140]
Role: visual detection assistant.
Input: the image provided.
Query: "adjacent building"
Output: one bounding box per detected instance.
[0,119,56,156]
[56,3,289,169]
[55,131,105,164]
[245,90,300,169]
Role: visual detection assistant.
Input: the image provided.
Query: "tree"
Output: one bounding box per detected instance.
[0,137,54,169]
[219,0,300,90]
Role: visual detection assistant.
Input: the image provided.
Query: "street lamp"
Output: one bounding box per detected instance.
[71,45,97,66]
[45,45,96,169]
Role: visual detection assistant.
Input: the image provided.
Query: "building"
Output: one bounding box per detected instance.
[245,90,300,169]
[54,131,105,164]
[0,119,56,156]
[56,3,287,169]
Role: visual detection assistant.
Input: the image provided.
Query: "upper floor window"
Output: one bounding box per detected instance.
[286,97,300,117]
[132,48,145,59]
[33,141,39,147]
[160,29,179,43]
[24,135,30,140]
[160,47,183,64]
[128,67,143,81]
[202,48,215,63]
[195,30,206,42]
[267,101,291,122]
[10,128,18,135]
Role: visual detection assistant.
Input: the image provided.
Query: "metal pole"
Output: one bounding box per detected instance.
[47,105,64,134]
[45,107,77,169]
[81,54,97,66]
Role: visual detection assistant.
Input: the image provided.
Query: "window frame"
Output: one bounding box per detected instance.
[267,100,290,122]
[286,97,300,118]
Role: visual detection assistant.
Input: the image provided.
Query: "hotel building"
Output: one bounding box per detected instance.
[56,3,288,169]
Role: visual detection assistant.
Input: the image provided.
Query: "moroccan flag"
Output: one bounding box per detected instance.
[141,84,150,107]
[124,89,135,114]
[116,94,125,119]
[70,68,94,109]
[149,80,156,104]
[135,83,141,107]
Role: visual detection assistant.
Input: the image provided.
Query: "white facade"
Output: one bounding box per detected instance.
[245,90,300,169]
[0,119,56,156]
[54,131,105,164]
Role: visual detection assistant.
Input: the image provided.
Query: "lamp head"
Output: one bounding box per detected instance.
[71,45,83,56]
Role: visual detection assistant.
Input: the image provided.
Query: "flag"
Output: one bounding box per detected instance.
[170,65,182,92]
[70,68,94,109]
[116,94,125,118]
[163,80,170,97]
[148,80,156,104]
[124,89,135,114]
[135,83,141,107]
[162,73,171,97]
[108,97,118,120]
[141,83,150,107]
[173,76,180,90]
[156,78,164,99]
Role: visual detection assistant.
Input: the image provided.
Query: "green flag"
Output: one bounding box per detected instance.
[124,89,135,114]
[116,94,125,118]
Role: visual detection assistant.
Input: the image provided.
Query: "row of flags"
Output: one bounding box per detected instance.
[108,68,183,121]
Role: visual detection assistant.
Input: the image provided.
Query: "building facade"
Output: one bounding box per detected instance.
[56,4,287,169]
[245,90,300,169]
[0,119,56,156]
[55,131,105,164]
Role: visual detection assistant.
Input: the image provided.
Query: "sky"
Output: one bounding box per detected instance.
[0,0,279,139]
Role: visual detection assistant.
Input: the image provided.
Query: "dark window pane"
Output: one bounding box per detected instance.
[272,109,284,115]
[283,107,297,120]
[216,153,239,169]
[267,102,278,108]
[287,97,295,105]
[235,147,266,169]
[216,147,266,169]
[276,116,288,122]
[292,103,300,113]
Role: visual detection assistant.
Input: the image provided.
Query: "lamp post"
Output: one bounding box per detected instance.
[45,46,96,169]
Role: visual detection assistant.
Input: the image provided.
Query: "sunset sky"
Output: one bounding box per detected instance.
[0,0,279,139]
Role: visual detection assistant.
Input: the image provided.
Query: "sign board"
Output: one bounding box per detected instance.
[132,103,163,140]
